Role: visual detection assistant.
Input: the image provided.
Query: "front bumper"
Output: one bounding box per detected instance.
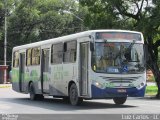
[91,85,146,98]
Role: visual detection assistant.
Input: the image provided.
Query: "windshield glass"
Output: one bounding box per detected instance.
[91,42,145,74]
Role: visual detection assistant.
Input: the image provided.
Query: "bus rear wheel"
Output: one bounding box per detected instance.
[69,83,83,105]
[63,97,70,103]
[113,97,127,105]
[29,82,44,100]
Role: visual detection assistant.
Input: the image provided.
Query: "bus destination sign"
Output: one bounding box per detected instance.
[96,32,141,41]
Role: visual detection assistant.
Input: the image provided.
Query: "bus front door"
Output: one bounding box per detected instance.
[41,49,50,93]
[80,42,89,96]
[19,53,25,92]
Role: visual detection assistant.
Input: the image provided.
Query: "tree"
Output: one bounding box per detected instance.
[7,0,87,61]
[8,0,87,42]
[80,0,160,98]
[0,1,4,41]
[0,0,16,65]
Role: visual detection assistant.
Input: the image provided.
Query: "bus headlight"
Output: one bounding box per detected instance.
[95,82,100,86]
[93,81,104,89]
[136,82,146,89]
[141,82,145,86]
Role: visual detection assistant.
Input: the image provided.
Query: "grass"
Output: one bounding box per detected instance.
[145,86,158,96]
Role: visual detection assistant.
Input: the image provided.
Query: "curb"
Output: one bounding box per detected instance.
[0,84,11,88]
[146,82,156,86]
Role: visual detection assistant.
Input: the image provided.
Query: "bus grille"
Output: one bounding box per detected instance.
[99,76,141,87]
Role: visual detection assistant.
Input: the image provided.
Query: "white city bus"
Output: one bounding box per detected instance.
[12,30,146,105]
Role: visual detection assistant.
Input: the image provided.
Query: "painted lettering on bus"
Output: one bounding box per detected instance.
[53,66,69,80]
[30,70,39,81]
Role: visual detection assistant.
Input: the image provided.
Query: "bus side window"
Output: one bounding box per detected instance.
[63,41,77,63]
[32,48,35,65]
[26,49,32,66]
[13,51,19,67]
[51,43,63,64]
[32,47,40,65]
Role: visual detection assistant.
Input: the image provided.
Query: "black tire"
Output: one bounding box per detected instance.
[113,97,127,105]
[63,97,70,103]
[29,82,44,100]
[37,94,44,100]
[69,83,83,105]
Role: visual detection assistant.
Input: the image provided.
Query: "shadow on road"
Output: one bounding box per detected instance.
[0,97,137,111]
[137,96,160,101]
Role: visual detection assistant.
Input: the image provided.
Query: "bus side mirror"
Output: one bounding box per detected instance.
[90,42,94,51]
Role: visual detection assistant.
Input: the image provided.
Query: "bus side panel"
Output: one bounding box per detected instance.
[26,66,42,94]
[61,63,77,96]
[49,65,66,96]
[12,68,21,92]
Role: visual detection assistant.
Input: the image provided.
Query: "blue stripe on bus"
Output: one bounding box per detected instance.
[91,85,146,98]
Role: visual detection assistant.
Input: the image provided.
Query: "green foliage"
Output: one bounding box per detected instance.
[80,0,160,39]
[8,0,87,43]
[81,0,120,29]
[0,0,89,64]
[3,0,88,62]
[0,0,16,64]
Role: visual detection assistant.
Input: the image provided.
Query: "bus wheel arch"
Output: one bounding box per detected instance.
[68,81,75,95]
[28,81,44,100]
[68,81,83,105]
[29,81,37,100]
[28,81,33,92]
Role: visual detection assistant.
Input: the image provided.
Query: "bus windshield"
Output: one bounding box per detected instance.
[91,42,145,74]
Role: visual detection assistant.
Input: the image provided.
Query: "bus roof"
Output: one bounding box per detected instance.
[13,29,143,51]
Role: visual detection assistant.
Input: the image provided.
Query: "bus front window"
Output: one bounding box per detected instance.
[91,42,145,74]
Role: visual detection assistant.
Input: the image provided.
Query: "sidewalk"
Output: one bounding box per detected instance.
[0,83,12,88]
[146,82,156,86]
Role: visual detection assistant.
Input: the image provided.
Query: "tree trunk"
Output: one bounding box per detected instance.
[150,64,160,98]
[146,38,160,98]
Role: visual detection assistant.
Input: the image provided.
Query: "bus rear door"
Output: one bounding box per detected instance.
[19,53,25,92]
[41,49,50,93]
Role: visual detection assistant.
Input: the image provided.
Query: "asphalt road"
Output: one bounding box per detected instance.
[0,87,160,115]
[0,87,160,120]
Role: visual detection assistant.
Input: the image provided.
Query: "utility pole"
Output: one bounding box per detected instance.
[62,10,84,31]
[4,0,7,84]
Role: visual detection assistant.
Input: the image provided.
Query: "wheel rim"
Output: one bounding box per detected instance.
[70,86,78,105]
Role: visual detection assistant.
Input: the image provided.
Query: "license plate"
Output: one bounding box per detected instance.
[117,89,126,93]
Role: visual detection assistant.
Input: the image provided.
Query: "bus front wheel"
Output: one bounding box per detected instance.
[113,97,127,105]
[69,83,83,105]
